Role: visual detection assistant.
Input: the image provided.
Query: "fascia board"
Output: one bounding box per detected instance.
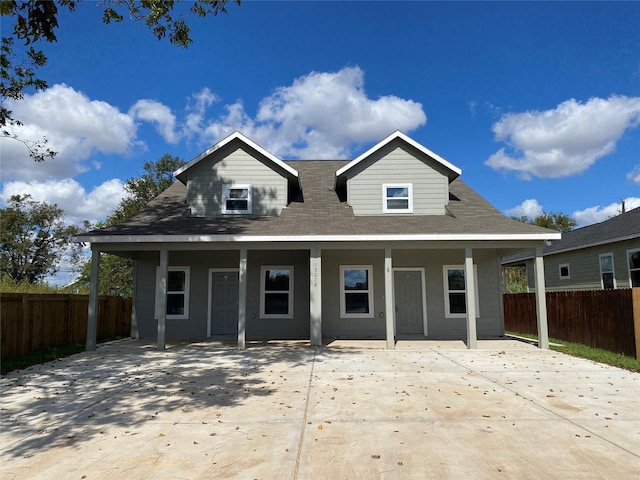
[75,232,562,244]
[335,130,462,178]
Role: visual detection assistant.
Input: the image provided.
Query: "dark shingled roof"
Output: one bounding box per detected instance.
[80,160,557,239]
[544,206,640,255]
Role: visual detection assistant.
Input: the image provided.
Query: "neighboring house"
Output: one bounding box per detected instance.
[76,131,560,350]
[502,207,640,291]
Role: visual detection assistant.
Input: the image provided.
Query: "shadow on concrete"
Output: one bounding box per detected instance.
[0,339,362,460]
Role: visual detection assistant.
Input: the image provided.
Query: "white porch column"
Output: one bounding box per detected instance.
[130,259,139,339]
[238,248,248,350]
[309,245,322,347]
[534,246,550,349]
[464,247,478,349]
[86,247,100,351]
[384,248,395,350]
[157,248,168,351]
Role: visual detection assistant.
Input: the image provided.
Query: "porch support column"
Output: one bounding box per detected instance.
[157,248,168,351]
[384,248,395,350]
[464,247,478,349]
[237,248,248,350]
[309,245,322,347]
[534,246,550,349]
[86,247,100,351]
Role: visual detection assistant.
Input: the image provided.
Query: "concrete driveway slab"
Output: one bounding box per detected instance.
[1,338,639,479]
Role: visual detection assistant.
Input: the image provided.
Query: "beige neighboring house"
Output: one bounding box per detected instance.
[502,207,640,291]
[75,131,560,351]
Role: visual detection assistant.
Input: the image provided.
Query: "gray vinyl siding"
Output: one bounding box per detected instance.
[245,250,310,339]
[133,245,505,342]
[392,249,502,338]
[186,146,288,217]
[134,250,241,340]
[321,247,502,339]
[346,146,449,216]
[543,239,640,291]
[321,249,387,338]
[133,249,309,341]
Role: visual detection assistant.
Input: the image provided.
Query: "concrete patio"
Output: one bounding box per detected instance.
[1,338,639,479]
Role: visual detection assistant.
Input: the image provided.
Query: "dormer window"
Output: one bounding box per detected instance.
[222,185,252,214]
[383,184,413,213]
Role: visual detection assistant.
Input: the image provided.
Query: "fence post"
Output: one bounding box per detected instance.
[633,288,640,361]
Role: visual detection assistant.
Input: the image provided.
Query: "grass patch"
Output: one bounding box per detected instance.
[1,336,127,375]
[506,331,640,373]
[1,344,85,375]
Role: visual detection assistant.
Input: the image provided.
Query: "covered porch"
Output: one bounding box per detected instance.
[84,239,551,352]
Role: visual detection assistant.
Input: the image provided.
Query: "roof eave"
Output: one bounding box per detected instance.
[335,130,462,181]
[174,131,299,184]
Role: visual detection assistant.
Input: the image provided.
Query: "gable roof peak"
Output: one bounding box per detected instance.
[174,131,299,183]
[335,130,462,180]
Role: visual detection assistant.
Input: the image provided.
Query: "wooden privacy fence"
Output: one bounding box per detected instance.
[504,288,640,359]
[0,294,132,359]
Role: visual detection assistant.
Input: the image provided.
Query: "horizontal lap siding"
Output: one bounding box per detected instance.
[393,249,502,338]
[347,146,448,216]
[187,147,287,216]
[135,251,241,340]
[544,239,640,291]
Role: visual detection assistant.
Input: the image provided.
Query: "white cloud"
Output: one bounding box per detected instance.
[0,84,139,182]
[504,199,544,218]
[129,99,179,143]
[485,96,640,179]
[187,66,427,159]
[0,178,126,226]
[627,165,640,185]
[572,197,640,227]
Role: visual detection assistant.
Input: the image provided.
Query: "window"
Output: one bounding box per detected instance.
[443,265,479,318]
[340,266,374,318]
[559,263,570,280]
[260,266,293,318]
[155,267,190,319]
[222,184,252,214]
[599,253,616,289]
[383,184,413,213]
[628,249,640,287]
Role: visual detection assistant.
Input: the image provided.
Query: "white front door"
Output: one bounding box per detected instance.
[394,269,426,335]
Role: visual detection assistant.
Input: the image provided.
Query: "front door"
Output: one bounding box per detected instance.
[210,271,239,336]
[394,270,425,335]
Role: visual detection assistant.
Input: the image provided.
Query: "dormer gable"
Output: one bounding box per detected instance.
[335,131,462,216]
[174,132,300,217]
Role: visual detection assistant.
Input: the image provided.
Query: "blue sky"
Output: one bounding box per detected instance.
[1,2,639,247]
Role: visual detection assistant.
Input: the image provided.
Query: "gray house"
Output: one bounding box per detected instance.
[76,131,560,350]
[503,207,640,291]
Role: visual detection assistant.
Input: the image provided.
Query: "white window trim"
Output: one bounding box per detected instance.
[382,184,413,213]
[627,248,640,287]
[559,263,571,280]
[260,266,294,319]
[443,265,479,319]
[340,265,374,318]
[222,184,252,214]
[599,253,616,289]
[155,266,190,320]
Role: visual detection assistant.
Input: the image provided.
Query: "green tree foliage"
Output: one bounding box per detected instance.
[78,154,186,295]
[504,265,528,293]
[1,0,240,159]
[0,194,79,283]
[511,212,577,233]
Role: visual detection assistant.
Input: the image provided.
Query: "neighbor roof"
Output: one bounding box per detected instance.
[78,160,559,243]
[501,206,640,264]
[544,206,640,255]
